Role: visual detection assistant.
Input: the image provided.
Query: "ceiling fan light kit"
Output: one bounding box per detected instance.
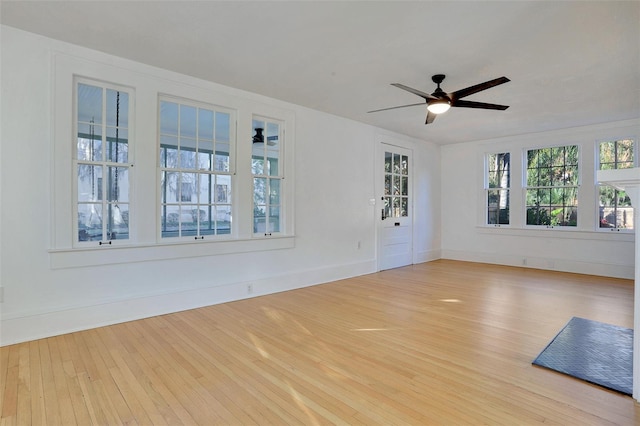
[369,74,510,125]
[426,100,451,114]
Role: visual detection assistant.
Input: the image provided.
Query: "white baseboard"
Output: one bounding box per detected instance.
[0,259,376,346]
[414,248,442,264]
[441,249,634,279]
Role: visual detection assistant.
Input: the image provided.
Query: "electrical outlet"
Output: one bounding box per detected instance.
[247,284,253,294]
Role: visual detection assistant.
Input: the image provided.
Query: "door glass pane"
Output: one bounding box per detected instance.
[401,155,408,175]
[384,175,391,195]
[385,152,392,172]
[401,197,408,217]
[401,176,408,196]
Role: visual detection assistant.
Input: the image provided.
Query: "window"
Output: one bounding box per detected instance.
[159,98,234,239]
[598,139,635,231]
[75,80,132,244]
[252,117,283,235]
[486,153,510,225]
[525,146,578,227]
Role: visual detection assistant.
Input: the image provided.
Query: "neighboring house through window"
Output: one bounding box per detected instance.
[159,97,234,239]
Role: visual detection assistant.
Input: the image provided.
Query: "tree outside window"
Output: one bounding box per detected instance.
[525,146,578,227]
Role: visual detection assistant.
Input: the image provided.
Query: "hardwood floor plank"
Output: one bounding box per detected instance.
[1,260,639,424]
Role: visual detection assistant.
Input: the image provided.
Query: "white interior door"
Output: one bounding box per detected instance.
[378,144,413,270]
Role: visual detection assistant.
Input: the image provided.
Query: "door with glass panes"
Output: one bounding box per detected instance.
[378,144,413,270]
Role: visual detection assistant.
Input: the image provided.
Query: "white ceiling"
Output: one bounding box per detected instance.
[2,1,639,145]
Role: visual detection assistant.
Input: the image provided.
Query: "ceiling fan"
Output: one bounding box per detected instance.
[368,74,510,124]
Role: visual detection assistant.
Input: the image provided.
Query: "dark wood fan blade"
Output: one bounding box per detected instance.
[425,111,437,124]
[452,100,509,110]
[391,83,438,101]
[451,76,510,100]
[367,102,425,113]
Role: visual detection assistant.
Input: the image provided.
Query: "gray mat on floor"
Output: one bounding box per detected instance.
[532,317,632,395]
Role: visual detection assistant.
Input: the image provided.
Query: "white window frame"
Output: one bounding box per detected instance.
[596,138,637,233]
[73,77,135,247]
[158,95,237,241]
[251,116,285,237]
[524,145,580,228]
[485,152,511,227]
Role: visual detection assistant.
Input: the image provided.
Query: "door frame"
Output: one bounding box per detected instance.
[376,140,414,271]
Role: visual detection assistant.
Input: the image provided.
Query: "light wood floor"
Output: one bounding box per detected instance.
[1,260,639,425]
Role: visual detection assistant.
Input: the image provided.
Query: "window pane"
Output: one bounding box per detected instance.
[216,112,231,142]
[254,178,266,204]
[160,135,179,168]
[254,205,266,233]
[107,167,128,202]
[216,143,230,172]
[106,127,128,163]
[78,203,102,241]
[252,156,265,175]
[78,165,102,202]
[180,138,197,169]
[215,206,232,234]
[77,123,102,161]
[198,139,213,170]
[180,173,196,203]
[180,105,197,139]
[198,173,212,204]
[488,189,509,225]
[268,206,280,232]
[198,109,214,140]
[160,101,178,135]
[107,203,129,240]
[161,171,178,203]
[216,175,231,203]
[269,178,280,204]
[197,208,213,236]
[77,83,102,124]
[106,89,128,128]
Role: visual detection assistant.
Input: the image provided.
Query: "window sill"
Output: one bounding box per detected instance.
[49,236,295,269]
[476,225,634,242]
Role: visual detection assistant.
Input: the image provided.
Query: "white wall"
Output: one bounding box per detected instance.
[0,26,441,345]
[441,120,639,279]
